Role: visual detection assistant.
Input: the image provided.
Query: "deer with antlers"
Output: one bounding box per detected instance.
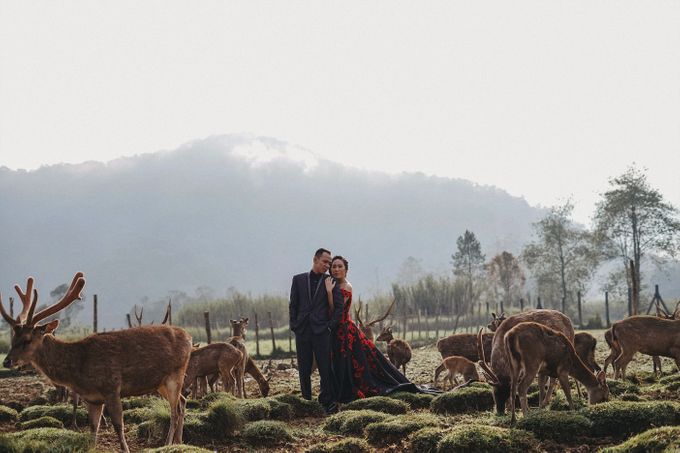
[0,273,192,452]
[354,298,396,342]
[375,326,411,374]
[502,322,609,424]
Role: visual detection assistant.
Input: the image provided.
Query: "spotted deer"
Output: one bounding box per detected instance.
[354,298,396,342]
[376,326,411,374]
[503,322,609,424]
[0,273,192,453]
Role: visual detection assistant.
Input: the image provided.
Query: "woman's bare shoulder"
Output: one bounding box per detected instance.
[342,281,353,292]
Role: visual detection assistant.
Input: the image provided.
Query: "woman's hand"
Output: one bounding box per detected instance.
[325,276,336,294]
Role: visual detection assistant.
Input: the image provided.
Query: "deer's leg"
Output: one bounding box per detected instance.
[541,377,558,408]
[518,371,534,418]
[537,374,549,407]
[509,374,518,424]
[614,349,634,380]
[653,356,662,376]
[71,392,79,428]
[86,402,104,441]
[104,395,129,453]
[558,374,574,410]
[174,394,187,444]
[242,361,248,398]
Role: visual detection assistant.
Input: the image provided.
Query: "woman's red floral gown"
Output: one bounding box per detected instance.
[331,288,428,403]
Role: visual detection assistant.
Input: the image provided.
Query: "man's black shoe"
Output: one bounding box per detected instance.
[324,403,339,415]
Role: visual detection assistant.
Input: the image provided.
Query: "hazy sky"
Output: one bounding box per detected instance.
[1,1,678,224]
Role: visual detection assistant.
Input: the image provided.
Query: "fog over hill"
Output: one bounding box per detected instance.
[0,134,548,327]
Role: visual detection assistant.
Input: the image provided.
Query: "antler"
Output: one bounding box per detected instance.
[354,298,364,326]
[13,277,35,324]
[655,300,670,319]
[161,301,171,325]
[477,328,499,385]
[672,300,680,320]
[32,272,85,325]
[134,306,144,326]
[365,298,396,327]
[0,293,17,326]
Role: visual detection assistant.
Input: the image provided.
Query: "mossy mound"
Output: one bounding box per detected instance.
[324,410,392,436]
[581,401,680,438]
[0,405,19,423]
[266,398,294,421]
[657,374,680,392]
[122,396,157,410]
[607,380,640,396]
[123,407,154,425]
[143,446,214,453]
[202,399,245,439]
[516,410,592,442]
[237,399,271,421]
[2,428,93,453]
[273,394,324,418]
[547,391,587,411]
[185,399,201,410]
[598,426,680,453]
[242,420,293,447]
[18,404,88,426]
[365,414,440,447]
[199,392,234,408]
[342,396,409,415]
[409,426,448,453]
[436,425,538,453]
[619,392,642,402]
[430,386,494,414]
[387,392,435,410]
[305,437,372,453]
[17,416,64,430]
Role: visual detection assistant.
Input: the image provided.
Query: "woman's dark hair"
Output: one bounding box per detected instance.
[331,255,349,270]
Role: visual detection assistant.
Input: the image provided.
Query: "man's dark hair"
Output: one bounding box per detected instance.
[314,248,331,258]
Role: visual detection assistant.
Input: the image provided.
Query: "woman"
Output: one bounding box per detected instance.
[325,255,436,402]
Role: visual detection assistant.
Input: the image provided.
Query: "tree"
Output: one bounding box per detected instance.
[396,256,425,286]
[522,201,599,313]
[488,251,525,312]
[594,166,680,314]
[451,230,486,319]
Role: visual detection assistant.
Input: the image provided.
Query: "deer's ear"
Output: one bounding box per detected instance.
[40,319,60,334]
[491,312,497,319]
[596,370,606,385]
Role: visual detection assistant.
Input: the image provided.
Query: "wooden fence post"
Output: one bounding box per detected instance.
[435,308,440,340]
[126,313,132,328]
[417,309,422,340]
[424,309,429,340]
[254,313,261,358]
[536,297,542,309]
[577,291,582,328]
[93,295,98,333]
[268,311,277,352]
[402,313,408,340]
[561,296,566,314]
[605,291,610,328]
[627,287,632,317]
[520,298,524,311]
[204,311,212,344]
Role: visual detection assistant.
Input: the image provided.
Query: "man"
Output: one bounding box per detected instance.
[289,248,344,414]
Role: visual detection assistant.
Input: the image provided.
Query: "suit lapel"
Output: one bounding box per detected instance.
[312,273,326,301]
[306,273,312,304]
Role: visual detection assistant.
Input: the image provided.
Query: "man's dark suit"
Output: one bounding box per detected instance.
[289,271,344,410]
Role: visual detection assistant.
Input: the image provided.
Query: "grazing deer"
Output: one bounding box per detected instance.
[434,332,492,383]
[183,343,242,399]
[225,317,248,398]
[574,332,600,372]
[0,273,192,453]
[502,322,609,424]
[434,356,480,389]
[376,326,411,374]
[487,312,506,332]
[354,298,396,341]
[205,357,270,398]
[477,309,575,415]
[611,315,680,380]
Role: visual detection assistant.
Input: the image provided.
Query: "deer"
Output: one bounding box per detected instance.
[502,322,609,424]
[224,317,248,398]
[0,273,192,453]
[376,326,411,374]
[434,332,493,383]
[610,315,680,380]
[203,356,270,398]
[183,343,243,399]
[354,298,396,342]
[477,309,575,415]
[487,312,506,332]
[434,356,480,389]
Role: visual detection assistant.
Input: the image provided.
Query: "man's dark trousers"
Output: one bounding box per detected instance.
[295,324,333,407]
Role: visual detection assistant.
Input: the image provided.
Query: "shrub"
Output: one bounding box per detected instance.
[238,399,271,421]
[517,410,592,442]
[436,425,538,453]
[0,405,18,423]
[273,394,324,418]
[305,437,372,453]
[598,426,680,453]
[267,399,294,421]
[18,416,64,430]
[3,428,93,453]
[409,426,447,453]
[365,414,440,447]
[343,396,409,415]
[324,410,392,436]
[18,404,88,426]
[582,401,680,438]
[242,420,293,447]
[430,387,494,414]
[387,392,435,410]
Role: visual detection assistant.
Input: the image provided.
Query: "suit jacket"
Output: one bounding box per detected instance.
[289,271,344,335]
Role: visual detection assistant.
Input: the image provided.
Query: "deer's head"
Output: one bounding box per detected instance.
[230,317,249,339]
[487,312,506,332]
[587,370,609,404]
[1,273,85,369]
[375,326,394,342]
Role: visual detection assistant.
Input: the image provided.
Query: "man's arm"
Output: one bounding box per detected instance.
[289,276,299,331]
[328,284,344,330]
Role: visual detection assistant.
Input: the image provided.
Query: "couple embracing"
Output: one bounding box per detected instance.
[289,248,430,415]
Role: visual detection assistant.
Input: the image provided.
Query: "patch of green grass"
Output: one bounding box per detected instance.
[516,410,592,442]
[273,394,324,418]
[365,414,440,447]
[237,399,271,421]
[242,420,293,447]
[342,396,409,415]
[143,446,214,453]
[598,426,680,453]
[122,397,158,410]
[324,410,392,436]
[0,405,19,423]
[17,416,64,430]
[581,401,680,438]
[430,386,494,415]
[18,404,88,426]
[134,400,171,443]
[387,392,435,410]
[123,408,154,425]
[436,425,538,453]
[266,398,294,421]
[202,399,245,439]
[2,428,93,453]
[409,427,448,453]
[607,379,640,396]
[199,392,234,408]
[305,437,372,453]
[547,391,587,411]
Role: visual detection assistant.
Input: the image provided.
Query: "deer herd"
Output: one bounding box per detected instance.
[0,273,679,451]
